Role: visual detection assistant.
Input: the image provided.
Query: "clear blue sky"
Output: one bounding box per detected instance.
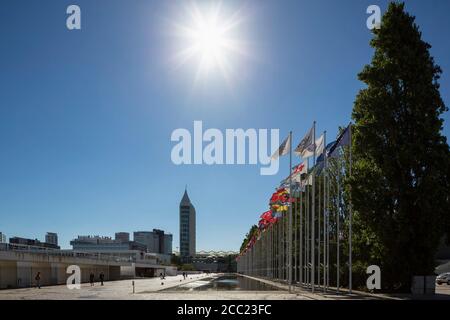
[1,0,449,250]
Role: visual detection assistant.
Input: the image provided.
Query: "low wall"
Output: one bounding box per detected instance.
[0,260,121,289]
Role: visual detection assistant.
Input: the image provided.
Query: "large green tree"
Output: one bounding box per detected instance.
[351,2,450,291]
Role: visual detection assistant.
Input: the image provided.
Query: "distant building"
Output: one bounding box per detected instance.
[9,236,60,249]
[70,235,146,252]
[0,232,6,243]
[133,229,172,255]
[180,188,196,261]
[115,232,130,243]
[45,232,58,246]
[192,251,238,273]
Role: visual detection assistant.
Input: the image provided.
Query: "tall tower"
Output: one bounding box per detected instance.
[179,188,196,261]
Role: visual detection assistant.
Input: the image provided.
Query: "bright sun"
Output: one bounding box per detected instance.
[171,1,249,85]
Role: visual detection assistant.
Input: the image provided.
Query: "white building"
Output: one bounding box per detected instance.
[0,232,6,243]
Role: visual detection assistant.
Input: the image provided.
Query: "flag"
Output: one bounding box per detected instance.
[260,210,273,222]
[328,125,351,158]
[271,134,291,160]
[316,141,336,163]
[288,161,308,183]
[293,162,307,175]
[315,134,325,157]
[301,173,313,187]
[294,126,314,156]
[299,134,324,159]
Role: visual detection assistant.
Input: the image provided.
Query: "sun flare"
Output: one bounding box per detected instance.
[171,1,249,85]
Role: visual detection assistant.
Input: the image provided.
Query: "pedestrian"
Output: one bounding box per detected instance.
[89,272,95,286]
[99,272,104,286]
[35,272,41,289]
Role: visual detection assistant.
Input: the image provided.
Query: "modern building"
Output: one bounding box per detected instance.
[69,234,173,277]
[70,235,147,252]
[45,232,58,246]
[115,232,130,243]
[0,232,6,243]
[180,188,196,261]
[133,229,172,255]
[192,251,238,273]
[9,236,60,250]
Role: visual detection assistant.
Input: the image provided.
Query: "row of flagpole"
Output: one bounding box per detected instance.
[236,122,353,294]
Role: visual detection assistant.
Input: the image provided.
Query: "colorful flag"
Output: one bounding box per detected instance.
[271,134,291,160]
[260,210,273,222]
[280,161,308,185]
[328,125,351,158]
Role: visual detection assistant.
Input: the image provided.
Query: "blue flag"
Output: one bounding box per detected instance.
[327,125,351,158]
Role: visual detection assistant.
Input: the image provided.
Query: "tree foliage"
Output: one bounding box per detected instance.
[240,225,258,253]
[351,2,450,291]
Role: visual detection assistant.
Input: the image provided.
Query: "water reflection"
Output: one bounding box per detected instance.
[168,274,280,291]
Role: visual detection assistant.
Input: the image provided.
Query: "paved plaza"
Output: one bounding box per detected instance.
[0,274,449,300]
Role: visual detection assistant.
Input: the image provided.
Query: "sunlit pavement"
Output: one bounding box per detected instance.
[0,274,449,300]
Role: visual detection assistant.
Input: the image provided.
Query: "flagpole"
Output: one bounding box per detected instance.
[299,168,303,286]
[349,123,353,294]
[318,156,321,289]
[311,121,316,293]
[323,130,327,291]
[294,189,297,284]
[288,132,293,292]
[306,166,309,287]
[337,168,340,294]
[327,166,330,289]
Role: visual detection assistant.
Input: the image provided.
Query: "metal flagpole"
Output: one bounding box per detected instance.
[337,168,340,293]
[279,216,282,280]
[311,121,316,293]
[323,131,327,291]
[288,132,293,292]
[349,124,353,294]
[272,223,274,279]
[318,160,321,289]
[299,169,303,286]
[327,165,330,289]
[305,168,309,287]
[291,191,297,283]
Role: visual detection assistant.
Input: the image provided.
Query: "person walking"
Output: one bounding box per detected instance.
[35,272,41,289]
[99,272,104,286]
[89,272,95,286]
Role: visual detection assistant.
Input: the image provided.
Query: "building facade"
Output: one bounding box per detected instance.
[0,232,6,243]
[9,236,60,250]
[115,232,130,243]
[133,229,172,255]
[179,189,196,261]
[45,232,58,246]
[70,235,146,252]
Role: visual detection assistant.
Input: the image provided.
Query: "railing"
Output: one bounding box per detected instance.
[0,243,132,263]
[0,243,168,265]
